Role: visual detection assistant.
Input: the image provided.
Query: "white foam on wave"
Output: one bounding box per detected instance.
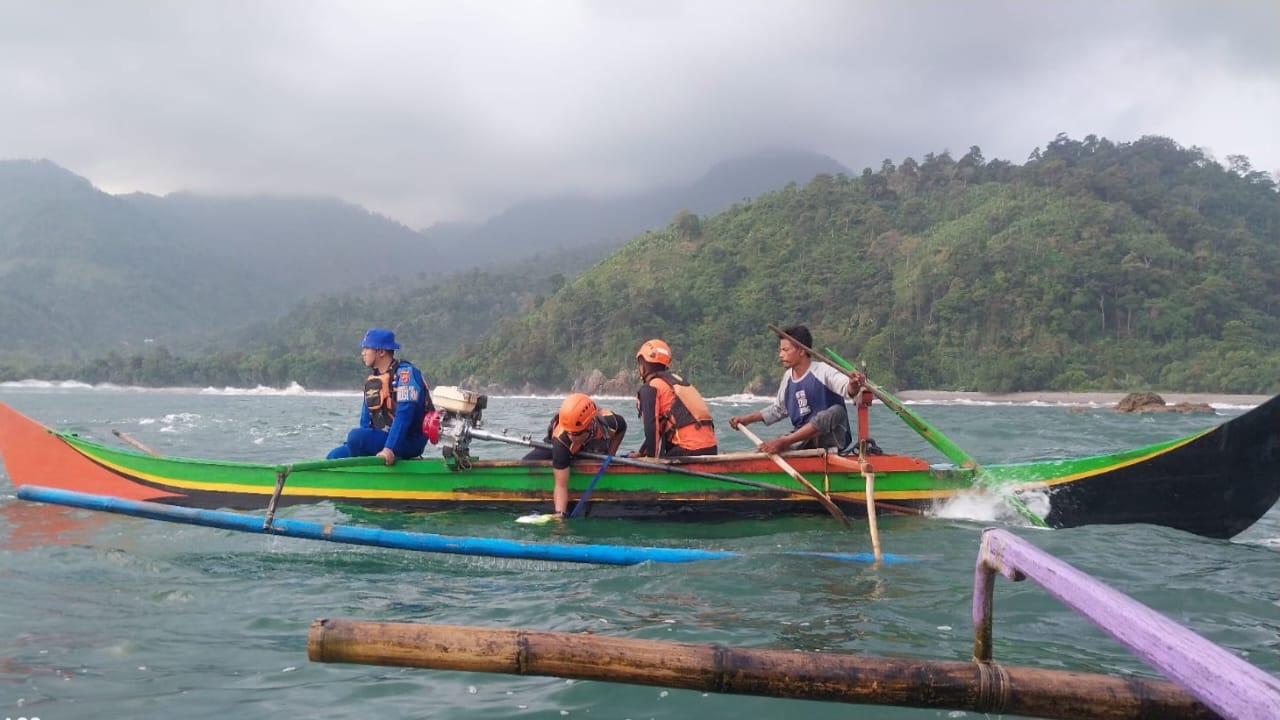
[197,381,353,398]
[932,487,1052,527]
[1,378,96,390]
[707,393,770,405]
[155,412,203,434]
[0,379,358,397]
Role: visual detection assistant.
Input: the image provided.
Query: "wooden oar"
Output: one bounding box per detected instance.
[822,346,981,470]
[569,454,613,518]
[859,448,883,562]
[734,425,851,528]
[822,345,1047,529]
[468,427,824,498]
[112,429,160,457]
[768,324,978,469]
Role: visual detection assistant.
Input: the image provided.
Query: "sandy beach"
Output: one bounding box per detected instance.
[892,390,1272,407]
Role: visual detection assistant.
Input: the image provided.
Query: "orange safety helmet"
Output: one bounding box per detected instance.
[635,338,672,368]
[558,393,598,433]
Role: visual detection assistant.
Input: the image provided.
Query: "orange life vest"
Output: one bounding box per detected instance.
[645,371,716,451]
[364,360,398,430]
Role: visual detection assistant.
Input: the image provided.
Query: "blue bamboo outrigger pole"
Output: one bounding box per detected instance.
[16,486,914,565]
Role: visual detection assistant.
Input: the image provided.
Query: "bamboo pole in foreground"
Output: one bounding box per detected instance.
[307,619,1215,720]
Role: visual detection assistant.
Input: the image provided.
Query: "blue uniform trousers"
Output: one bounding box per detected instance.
[327,427,427,460]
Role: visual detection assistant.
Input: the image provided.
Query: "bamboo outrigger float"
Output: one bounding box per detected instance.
[306,529,1280,719]
[14,485,915,565]
[2,383,1279,538]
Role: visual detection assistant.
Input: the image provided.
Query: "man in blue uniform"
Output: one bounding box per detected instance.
[728,324,864,455]
[327,328,432,465]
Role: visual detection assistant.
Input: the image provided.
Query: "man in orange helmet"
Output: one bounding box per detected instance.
[632,338,718,458]
[523,393,627,518]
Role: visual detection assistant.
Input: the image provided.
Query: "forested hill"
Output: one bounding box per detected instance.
[441,149,852,264]
[0,150,846,365]
[0,159,437,360]
[15,134,1280,395]
[0,160,282,359]
[437,135,1280,395]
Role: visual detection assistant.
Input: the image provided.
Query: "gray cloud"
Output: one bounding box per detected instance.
[1,0,1275,228]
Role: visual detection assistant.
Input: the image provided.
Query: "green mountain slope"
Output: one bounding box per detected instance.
[0,150,845,366]
[436,136,1280,395]
[422,149,850,264]
[120,192,442,296]
[0,160,279,359]
[11,135,1279,395]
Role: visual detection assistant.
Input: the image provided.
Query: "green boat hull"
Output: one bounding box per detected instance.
[3,398,1278,538]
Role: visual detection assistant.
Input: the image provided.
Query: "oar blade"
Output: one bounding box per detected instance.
[516,513,561,525]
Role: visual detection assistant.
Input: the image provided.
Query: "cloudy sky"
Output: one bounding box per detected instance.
[2,0,1276,229]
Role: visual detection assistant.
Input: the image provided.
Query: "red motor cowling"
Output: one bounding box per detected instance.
[422,409,442,444]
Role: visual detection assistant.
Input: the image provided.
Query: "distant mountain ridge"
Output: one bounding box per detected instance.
[119,191,440,296]
[0,159,279,358]
[422,149,850,267]
[9,134,1279,395]
[0,150,849,360]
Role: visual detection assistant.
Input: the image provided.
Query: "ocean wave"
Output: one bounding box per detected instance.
[0,378,97,390]
[0,379,1265,410]
[198,381,354,398]
[0,379,359,397]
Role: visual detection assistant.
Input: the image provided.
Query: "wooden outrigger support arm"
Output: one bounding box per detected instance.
[307,620,1216,719]
[973,528,1280,719]
[304,528,1280,718]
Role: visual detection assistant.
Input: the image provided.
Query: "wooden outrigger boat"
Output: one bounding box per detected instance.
[2,386,1278,540]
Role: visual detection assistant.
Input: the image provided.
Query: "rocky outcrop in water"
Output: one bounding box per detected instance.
[1115,392,1213,413]
[571,369,633,396]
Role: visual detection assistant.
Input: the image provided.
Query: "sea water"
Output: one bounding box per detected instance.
[0,383,1276,719]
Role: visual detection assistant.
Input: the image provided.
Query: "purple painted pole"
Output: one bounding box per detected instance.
[973,528,1280,720]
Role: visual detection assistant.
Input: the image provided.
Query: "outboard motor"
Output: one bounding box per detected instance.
[423,386,488,467]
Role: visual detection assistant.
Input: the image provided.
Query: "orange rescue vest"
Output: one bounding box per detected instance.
[363,360,398,430]
[646,371,715,450]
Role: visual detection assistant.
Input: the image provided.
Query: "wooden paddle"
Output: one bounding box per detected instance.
[112,429,160,457]
[468,426,824,498]
[859,447,883,562]
[768,324,978,468]
[569,454,613,518]
[734,424,851,528]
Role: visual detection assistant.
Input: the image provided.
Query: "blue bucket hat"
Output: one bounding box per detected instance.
[360,328,400,351]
